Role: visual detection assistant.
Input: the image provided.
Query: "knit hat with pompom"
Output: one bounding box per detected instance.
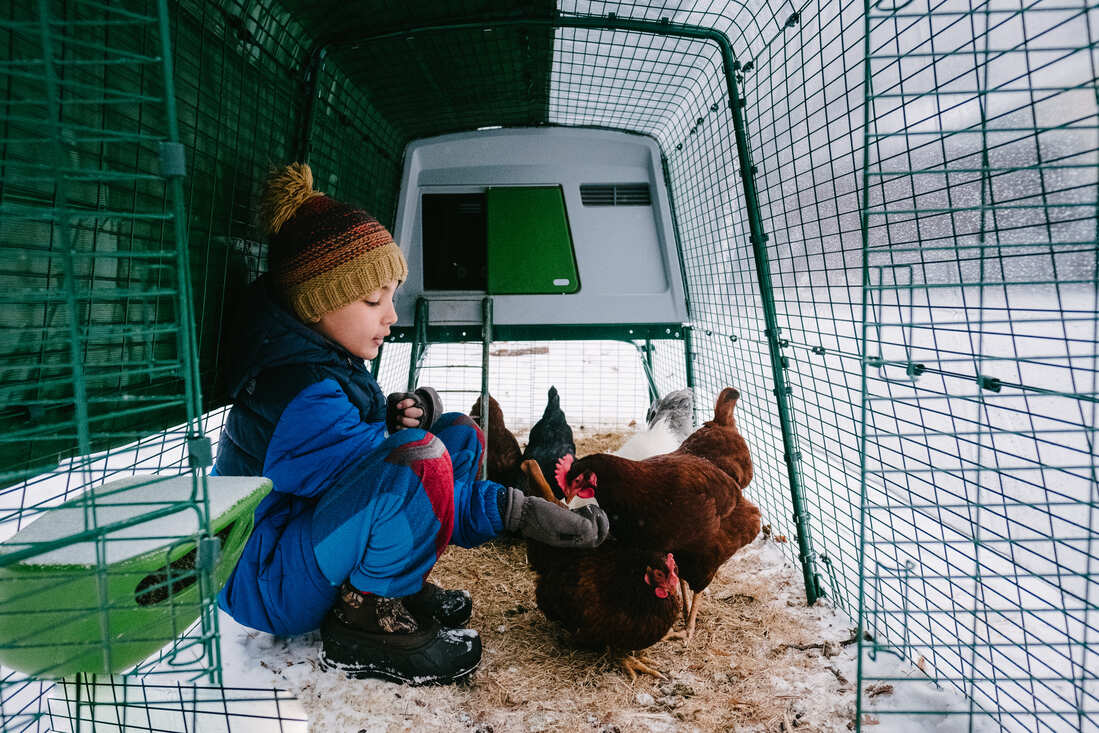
[259,162,408,323]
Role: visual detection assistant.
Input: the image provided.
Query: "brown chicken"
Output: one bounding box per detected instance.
[561,387,760,643]
[677,387,754,489]
[469,393,523,488]
[526,539,681,680]
[522,460,681,680]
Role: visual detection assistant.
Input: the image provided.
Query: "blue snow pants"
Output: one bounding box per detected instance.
[219,413,501,635]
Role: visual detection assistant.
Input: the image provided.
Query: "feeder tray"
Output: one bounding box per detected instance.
[0,475,271,677]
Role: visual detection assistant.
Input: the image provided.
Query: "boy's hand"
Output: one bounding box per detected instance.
[386,387,443,433]
[499,487,610,549]
[391,398,424,429]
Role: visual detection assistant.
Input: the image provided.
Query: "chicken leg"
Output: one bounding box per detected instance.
[680,579,692,627]
[620,654,665,682]
[684,589,705,645]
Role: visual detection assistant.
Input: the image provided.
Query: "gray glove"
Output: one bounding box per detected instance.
[386,386,444,433]
[499,486,610,549]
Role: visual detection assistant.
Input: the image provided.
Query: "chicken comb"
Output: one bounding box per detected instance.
[554,453,574,492]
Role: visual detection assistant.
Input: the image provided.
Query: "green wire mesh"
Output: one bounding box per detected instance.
[0,0,220,729]
[859,2,1097,729]
[2,1,1096,730]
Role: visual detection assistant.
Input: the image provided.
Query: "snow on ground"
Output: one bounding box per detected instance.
[215,442,982,732]
[3,290,1093,731]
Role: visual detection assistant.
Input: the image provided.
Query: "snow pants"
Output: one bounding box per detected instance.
[310,412,487,600]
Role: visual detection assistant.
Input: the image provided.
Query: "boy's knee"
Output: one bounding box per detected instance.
[385,430,447,468]
[432,414,485,454]
[432,412,481,434]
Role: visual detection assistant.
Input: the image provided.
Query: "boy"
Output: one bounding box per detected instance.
[214,163,608,685]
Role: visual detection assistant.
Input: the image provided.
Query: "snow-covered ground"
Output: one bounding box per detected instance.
[35,533,988,732]
[1,293,1093,732]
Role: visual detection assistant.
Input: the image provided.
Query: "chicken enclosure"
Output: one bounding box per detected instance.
[0,0,1096,731]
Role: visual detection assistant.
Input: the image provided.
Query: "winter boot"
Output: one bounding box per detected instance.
[402,581,473,628]
[319,582,481,685]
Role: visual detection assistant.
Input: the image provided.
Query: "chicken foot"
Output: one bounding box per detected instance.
[620,654,665,682]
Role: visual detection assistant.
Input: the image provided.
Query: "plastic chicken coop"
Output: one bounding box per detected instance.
[1,0,1096,731]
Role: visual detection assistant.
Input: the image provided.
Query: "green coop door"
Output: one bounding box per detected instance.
[486,186,580,294]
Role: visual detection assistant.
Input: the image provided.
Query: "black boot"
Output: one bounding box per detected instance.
[320,582,482,685]
[402,582,473,628]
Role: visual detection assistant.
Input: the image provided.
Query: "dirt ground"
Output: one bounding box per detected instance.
[248,430,861,732]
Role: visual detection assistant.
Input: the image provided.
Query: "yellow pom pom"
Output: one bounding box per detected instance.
[258,162,324,235]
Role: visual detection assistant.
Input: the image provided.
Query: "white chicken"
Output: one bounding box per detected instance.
[613,389,694,460]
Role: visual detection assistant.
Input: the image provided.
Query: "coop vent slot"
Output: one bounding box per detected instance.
[580,183,651,206]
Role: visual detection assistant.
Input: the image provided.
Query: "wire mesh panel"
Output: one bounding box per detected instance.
[737,0,870,614]
[549,5,804,605]
[0,0,222,729]
[48,677,307,733]
[380,339,685,431]
[859,2,1098,730]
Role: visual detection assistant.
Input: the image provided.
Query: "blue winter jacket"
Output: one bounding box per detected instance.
[213,278,504,634]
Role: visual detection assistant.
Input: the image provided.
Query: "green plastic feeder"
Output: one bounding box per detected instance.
[0,475,270,678]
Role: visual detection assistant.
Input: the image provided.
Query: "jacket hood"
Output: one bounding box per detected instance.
[222,276,360,399]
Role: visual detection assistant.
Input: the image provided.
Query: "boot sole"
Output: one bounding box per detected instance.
[318,647,480,685]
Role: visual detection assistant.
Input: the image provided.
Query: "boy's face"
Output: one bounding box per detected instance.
[312,280,399,361]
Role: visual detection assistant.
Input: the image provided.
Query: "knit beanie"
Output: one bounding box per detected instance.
[258,163,408,323]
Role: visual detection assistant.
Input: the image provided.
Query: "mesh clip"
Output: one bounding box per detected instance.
[158,142,186,178]
[785,11,801,28]
[978,374,1002,392]
[812,346,826,355]
[907,362,926,378]
[188,437,213,468]
[197,535,221,571]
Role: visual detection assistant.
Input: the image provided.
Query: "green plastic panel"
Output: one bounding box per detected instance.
[0,475,270,678]
[486,186,580,295]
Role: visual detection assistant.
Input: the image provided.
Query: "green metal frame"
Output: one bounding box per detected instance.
[3,1,1094,730]
[1,0,225,727]
[348,13,822,607]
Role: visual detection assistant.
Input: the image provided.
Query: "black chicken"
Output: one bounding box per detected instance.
[520,386,575,500]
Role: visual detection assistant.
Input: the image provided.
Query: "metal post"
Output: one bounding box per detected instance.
[721,47,824,607]
[479,297,493,480]
[407,297,428,390]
